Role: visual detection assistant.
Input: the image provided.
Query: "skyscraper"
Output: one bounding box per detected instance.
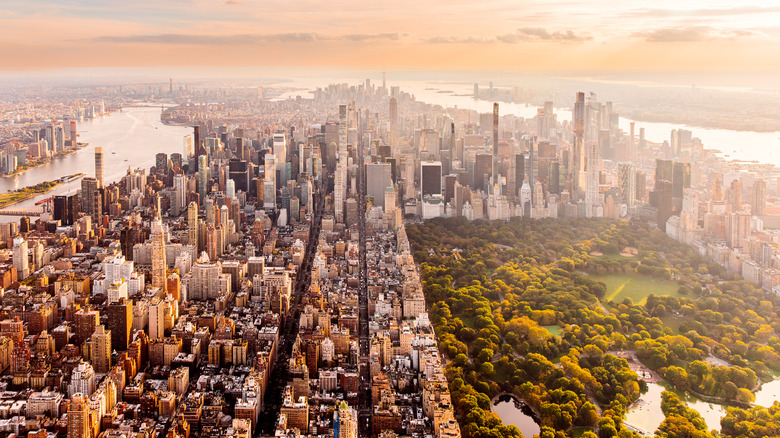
[572,92,586,196]
[753,179,767,216]
[366,163,392,209]
[334,105,348,222]
[107,298,133,351]
[12,237,28,280]
[187,202,198,250]
[95,146,104,187]
[67,393,91,438]
[151,214,167,292]
[618,163,636,207]
[198,155,209,204]
[81,177,102,222]
[173,174,187,213]
[492,103,499,194]
[389,97,398,152]
[149,299,165,341]
[91,325,111,373]
[585,141,601,217]
[421,161,442,197]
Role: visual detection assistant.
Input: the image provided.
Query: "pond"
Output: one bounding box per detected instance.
[625,382,725,435]
[492,394,541,438]
[755,379,780,407]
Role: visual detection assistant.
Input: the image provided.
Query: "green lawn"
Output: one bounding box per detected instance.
[542,325,562,337]
[592,273,680,305]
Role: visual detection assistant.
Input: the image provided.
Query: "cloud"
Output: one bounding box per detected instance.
[425,28,590,45]
[625,6,780,19]
[424,36,493,44]
[634,26,763,42]
[498,27,591,43]
[89,32,406,45]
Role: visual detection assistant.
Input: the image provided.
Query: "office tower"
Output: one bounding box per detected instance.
[337,401,358,438]
[67,393,91,438]
[492,103,499,193]
[682,188,699,229]
[753,179,767,216]
[107,299,133,351]
[273,132,287,184]
[12,238,28,280]
[198,155,208,203]
[187,202,198,249]
[514,154,525,197]
[474,153,492,192]
[69,120,77,146]
[672,162,691,199]
[334,105,348,221]
[572,92,586,196]
[657,180,674,231]
[53,194,79,226]
[618,163,636,207]
[263,154,277,210]
[194,126,201,158]
[81,177,102,222]
[636,170,647,203]
[151,215,167,293]
[389,97,398,152]
[173,174,187,213]
[228,159,251,193]
[585,141,600,217]
[226,179,235,199]
[549,161,561,195]
[366,163,392,209]
[420,161,442,197]
[149,299,164,341]
[95,147,104,187]
[91,325,111,373]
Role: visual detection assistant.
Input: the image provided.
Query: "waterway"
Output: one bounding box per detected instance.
[491,394,540,438]
[279,75,780,167]
[0,105,190,221]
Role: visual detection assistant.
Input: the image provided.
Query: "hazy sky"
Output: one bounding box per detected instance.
[3,0,780,74]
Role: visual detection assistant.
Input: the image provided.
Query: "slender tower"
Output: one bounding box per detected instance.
[151,214,167,292]
[492,102,499,194]
[95,146,104,188]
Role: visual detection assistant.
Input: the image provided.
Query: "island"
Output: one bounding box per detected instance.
[0,173,84,209]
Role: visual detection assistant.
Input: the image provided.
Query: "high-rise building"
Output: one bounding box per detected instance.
[334,105,348,222]
[572,92,586,196]
[187,202,198,250]
[474,153,492,193]
[67,393,91,438]
[753,179,767,216]
[68,361,96,397]
[12,238,28,280]
[618,163,636,207]
[173,174,187,213]
[264,154,277,210]
[198,155,209,204]
[389,98,398,152]
[95,146,104,187]
[53,194,79,226]
[69,120,77,146]
[366,163,392,209]
[91,325,111,373]
[337,401,358,438]
[151,215,167,293]
[492,102,499,194]
[107,299,133,351]
[585,141,601,217]
[420,161,442,197]
[149,299,164,341]
[80,177,102,222]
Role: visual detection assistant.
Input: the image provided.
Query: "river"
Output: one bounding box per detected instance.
[0,105,190,222]
[278,75,780,167]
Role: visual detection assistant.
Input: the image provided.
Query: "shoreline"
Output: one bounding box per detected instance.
[2,142,90,179]
[0,173,84,210]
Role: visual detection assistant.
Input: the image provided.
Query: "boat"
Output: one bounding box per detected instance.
[111,152,116,154]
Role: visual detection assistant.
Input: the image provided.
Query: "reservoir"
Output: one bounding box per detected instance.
[491,394,540,438]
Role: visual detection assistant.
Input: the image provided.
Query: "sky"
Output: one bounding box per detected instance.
[2,0,780,75]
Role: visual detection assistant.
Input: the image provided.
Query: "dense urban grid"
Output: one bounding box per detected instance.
[0,76,777,438]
